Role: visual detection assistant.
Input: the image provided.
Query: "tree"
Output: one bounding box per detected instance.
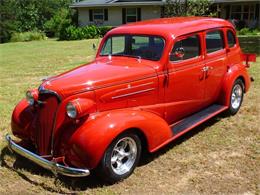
[0,0,79,43]
[164,0,215,17]
[0,0,19,42]
[44,8,73,37]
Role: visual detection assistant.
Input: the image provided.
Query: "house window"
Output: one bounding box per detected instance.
[93,9,104,21]
[89,9,108,22]
[230,4,255,20]
[126,8,137,23]
[122,8,141,24]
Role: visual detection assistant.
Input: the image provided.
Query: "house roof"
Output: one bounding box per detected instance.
[70,0,165,8]
[71,0,258,8]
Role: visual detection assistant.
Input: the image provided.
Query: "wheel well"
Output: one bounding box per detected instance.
[126,128,148,153]
[95,127,149,171]
[237,76,246,92]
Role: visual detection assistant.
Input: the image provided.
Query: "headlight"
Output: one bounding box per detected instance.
[66,102,77,119]
[66,98,96,119]
[26,90,38,106]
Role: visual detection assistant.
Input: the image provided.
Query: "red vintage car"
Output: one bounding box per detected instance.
[6,17,256,183]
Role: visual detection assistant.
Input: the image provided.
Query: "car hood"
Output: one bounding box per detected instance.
[40,57,158,98]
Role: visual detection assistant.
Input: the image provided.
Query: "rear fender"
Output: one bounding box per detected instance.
[68,109,172,169]
[218,64,250,106]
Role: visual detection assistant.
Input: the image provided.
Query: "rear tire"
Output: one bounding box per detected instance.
[96,132,141,183]
[227,79,244,115]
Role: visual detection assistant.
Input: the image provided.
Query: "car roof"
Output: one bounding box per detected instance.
[108,17,234,38]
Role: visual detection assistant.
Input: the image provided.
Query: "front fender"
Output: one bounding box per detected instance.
[218,64,250,106]
[11,99,35,140]
[68,109,172,169]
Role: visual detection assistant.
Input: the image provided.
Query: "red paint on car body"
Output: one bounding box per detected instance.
[10,17,253,171]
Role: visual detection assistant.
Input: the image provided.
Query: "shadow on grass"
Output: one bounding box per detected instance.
[0,144,112,192]
[139,112,226,166]
[0,147,72,193]
[1,112,227,192]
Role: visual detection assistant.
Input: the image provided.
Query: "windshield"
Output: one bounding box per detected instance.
[100,35,165,61]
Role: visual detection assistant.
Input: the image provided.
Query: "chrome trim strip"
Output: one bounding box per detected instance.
[112,82,155,94]
[38,86,62,102]
[129,82,154,88]
[71,73,158,95]
[5,134,90,177]
[112,88,155,99]
[37,85,61,156]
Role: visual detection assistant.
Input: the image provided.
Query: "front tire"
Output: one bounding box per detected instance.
[97,132,141,183]
[228,79,244,115]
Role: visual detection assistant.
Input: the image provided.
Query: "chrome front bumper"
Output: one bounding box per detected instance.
[5,134,90,177]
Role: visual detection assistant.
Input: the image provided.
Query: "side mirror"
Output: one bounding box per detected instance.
[174,47,185,58]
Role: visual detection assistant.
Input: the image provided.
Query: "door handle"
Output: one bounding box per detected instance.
[201,66,213,80]
[200,67,207,80]
[202,66,213,72]
[202,66,209,72]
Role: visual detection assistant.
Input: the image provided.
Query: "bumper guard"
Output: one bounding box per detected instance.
[5,134,90,177]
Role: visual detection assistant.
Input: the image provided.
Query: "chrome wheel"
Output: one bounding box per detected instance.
[231,84,243,109]
[111,137,137,175]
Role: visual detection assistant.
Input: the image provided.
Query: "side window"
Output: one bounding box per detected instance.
[227,30,236,48]
[206,30,224,53]
[171,34,200,62]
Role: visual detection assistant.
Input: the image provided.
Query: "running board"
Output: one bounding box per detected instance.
[171,104,228,135]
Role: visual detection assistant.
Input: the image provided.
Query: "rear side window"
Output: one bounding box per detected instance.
[227,30,236,48]
[171,34,200,61]
[206,30,224,53]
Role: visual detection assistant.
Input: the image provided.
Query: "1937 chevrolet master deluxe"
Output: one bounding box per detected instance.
[6,17,256,183]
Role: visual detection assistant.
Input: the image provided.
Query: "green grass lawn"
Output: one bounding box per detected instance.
[0,39,98,145]
[0,38,259,194]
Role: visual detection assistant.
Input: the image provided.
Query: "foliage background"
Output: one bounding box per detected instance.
[1,0,259,43]
[0,0,78,43]
[164,0,215,17]
[0,0,216,43]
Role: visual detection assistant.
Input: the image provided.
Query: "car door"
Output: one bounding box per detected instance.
[204,29,228,105]
[164,33,206,124]
[225,28,241,67]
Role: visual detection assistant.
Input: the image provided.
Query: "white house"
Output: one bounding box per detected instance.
[70,0,259,28]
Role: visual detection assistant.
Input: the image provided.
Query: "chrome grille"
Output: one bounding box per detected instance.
[35,94,59,155]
